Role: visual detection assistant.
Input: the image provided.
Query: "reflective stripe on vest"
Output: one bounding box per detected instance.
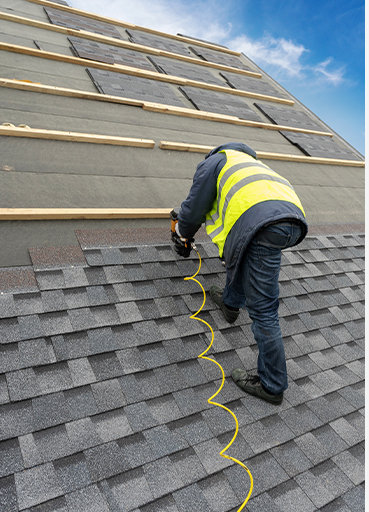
[205,149,305,255]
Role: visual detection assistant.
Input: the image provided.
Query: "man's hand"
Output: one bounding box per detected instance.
[170,208,194,258]
[172,230,194,258]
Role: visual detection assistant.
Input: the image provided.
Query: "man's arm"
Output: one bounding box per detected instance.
[178,154,223,238]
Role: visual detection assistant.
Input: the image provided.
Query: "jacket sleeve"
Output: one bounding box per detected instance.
[177,154,223,238]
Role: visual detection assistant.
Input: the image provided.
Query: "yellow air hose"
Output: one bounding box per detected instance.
[184,248,253,510]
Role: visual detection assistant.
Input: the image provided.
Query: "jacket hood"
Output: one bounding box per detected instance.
[205,142,257,160]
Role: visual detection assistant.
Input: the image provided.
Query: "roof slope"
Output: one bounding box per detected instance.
[0,1,365,511]
[0,232,364,511]
[0,0,364,266]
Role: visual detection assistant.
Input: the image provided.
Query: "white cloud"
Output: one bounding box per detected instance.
[72,0,231,42]
[313,58,345,85]
[227,33,307,77]
[227,34,346,86]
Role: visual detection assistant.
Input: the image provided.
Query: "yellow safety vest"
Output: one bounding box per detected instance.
[205,149,306,256]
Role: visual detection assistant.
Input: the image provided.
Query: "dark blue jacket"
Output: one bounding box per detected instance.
[178,142,308,277]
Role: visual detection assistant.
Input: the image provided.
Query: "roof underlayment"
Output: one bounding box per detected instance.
[0,0,365,511]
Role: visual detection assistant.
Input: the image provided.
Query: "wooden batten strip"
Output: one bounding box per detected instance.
[159,141,365,167]
[0,79,332,137]
[0,11,262,78]
[26,0,241,55]
[256,150,365,167]
[0,125,155,147]
[0,78,145,106]
[0,42,292,104]
[143,103,332,136]
[0,208,172,220]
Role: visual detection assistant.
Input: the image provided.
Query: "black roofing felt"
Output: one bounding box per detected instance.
[68,37,156,71]
[86,68,187,107]
[179,86,262,120]
[0,233,364,511]
[189,45,252,71]
[220,72,288,99]
[44,7,123,39]
[254,102,325,131]
[148,56,229,86]
[279,131,362,161]
[126,29,193,57]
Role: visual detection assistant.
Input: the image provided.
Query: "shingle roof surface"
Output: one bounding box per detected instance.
[0,232,364,511]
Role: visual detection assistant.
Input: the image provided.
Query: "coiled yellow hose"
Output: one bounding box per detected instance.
[184,249,253,510]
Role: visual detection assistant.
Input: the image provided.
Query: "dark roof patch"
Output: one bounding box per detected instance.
[44,7,123,39]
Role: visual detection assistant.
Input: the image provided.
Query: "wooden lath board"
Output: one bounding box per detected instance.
[143,103,332,136]
[0,208,172,220]
[0,11,262,78]
[0,78,145,106]
[0,42,293,105]
[159,141,365,167]
[0,78,146,106]
[0,79,333,137]
[26,0,241,55]
[0,124,155,147]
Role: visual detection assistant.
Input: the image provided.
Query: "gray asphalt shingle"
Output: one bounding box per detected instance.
[15,463,62,510]
[306,391,355,423]
[296,460,354,509]
[125,401,158,432]
[107,468,154,510]
[0,375,10,405]
[0,438,24,478]
[144,425,189,459]
[268,480,316,512]
[193,438,233,474]
[0,232,364,511]
[147,394,183,424]
[33,425,73,463]
[53,453,92,494]
[143,457,183,499]
[332,448,365,486]
[117,432,156,469]
[168,413,213,445]
[170,447,208,486]
[92,408,133,442]
[0,475,18,512]
[66,484,110,512]
[173,482,213,512]
[85,441,130,482]
[91,379,126,413]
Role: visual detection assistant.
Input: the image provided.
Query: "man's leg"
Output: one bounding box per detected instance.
[222,265,247,309]
[232,222,303,401]
[209,261,245,323]
[242,235,287,394]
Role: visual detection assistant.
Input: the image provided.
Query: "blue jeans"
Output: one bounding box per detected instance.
[222,222,303,394]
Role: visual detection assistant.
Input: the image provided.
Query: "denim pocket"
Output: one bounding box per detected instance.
[256,223,292,249]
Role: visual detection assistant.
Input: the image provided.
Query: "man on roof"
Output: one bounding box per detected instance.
[171,142,308,405]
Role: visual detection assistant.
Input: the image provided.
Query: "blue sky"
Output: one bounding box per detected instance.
[73,0,365,154]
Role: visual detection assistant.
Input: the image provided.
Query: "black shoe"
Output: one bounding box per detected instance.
[209,286,239,324]
[231,368,283,405]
